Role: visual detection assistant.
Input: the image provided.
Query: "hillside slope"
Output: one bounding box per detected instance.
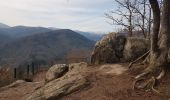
[0,29,95,68]
[0,26,51,38]
[0,23,10,28]
[76,31,104,41]
[0,32,12,48]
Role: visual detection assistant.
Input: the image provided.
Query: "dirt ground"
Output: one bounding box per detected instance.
[0,71,46,100]
[0,63,170,100]
[61,64,170,100]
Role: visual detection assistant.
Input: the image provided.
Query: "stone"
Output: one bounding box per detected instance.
[27,62,89,100]
[91,33,126,64]
[45,64,68,82]
[123,37,150,61]
[91,32,150,64]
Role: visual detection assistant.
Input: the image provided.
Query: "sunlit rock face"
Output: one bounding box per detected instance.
[91,32,149,64]
[27,62,89,100]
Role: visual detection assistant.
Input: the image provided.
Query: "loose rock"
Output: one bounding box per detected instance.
[27,62,89,100]
[45,64,68,82]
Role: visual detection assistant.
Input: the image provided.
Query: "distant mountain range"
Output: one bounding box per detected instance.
[0,26,51,38]
[0,23,104,41]
[75,31,104,41]
[0,23,10,28]
[0,23,106,68]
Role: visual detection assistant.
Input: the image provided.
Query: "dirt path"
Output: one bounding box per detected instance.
[0,64,170,100]
[99,64,128,75]
[61,64,170,100]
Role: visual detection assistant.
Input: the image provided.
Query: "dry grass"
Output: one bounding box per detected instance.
[0,67,14,87]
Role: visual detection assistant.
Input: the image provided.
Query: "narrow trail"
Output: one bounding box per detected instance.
[0,64,170,100]
[61,64,170,100]
[99,64,128,75]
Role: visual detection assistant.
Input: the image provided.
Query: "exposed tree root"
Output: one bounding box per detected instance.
[133,78,145,90]
[146,77,161,94]
[141,53,150,65]
[133,76,162,94]
[135,70,150,79]
[129,50,150,69]
[151,77,161,94]
[133,68,165,95]
[156,69,165,80]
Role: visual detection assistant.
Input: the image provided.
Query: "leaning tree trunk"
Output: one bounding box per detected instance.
[136,0,170,79]
[147,0,170,74]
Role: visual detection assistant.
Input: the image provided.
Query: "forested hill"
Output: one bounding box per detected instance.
[0,29,95,68]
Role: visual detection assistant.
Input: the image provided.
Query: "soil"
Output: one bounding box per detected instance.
[0,63,170,100]
[61,64,170,100]
[0,71,46,100]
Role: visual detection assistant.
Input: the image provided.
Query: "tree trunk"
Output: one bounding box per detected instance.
[147,5,152,39]
[149,0,160,53]
[147,0,170,72]
[128,10,133,37]
[142,0,146,38]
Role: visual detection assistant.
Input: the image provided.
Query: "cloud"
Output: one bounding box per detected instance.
[0,0,116,32]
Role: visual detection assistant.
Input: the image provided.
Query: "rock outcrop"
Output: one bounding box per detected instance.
[91,32,149,64]
[45,64,68,82]
[0,80,26,91]
[123,37,150,61]
[27,62,89,100]
[69,62,87,73]
[91,33,126,64]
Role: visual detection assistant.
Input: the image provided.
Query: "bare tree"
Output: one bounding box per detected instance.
[147,4,152,39]
[106,0,153,38]
[105,0,137,37]
[134,0,170,92]
[130,0,148,38]
[127,0,154,38]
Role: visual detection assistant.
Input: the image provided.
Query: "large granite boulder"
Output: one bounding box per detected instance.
[27,62,89,100]
[45,64,69,82]
[123,37,150,61]
[91,33,126,64]
[91,33,149,64]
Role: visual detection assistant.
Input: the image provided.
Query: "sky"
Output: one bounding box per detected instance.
[0,0,117,33]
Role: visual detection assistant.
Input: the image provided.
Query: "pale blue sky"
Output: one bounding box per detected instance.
[0,0,118,32]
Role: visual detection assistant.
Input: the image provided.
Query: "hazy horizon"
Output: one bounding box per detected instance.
[0,0,118,33]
